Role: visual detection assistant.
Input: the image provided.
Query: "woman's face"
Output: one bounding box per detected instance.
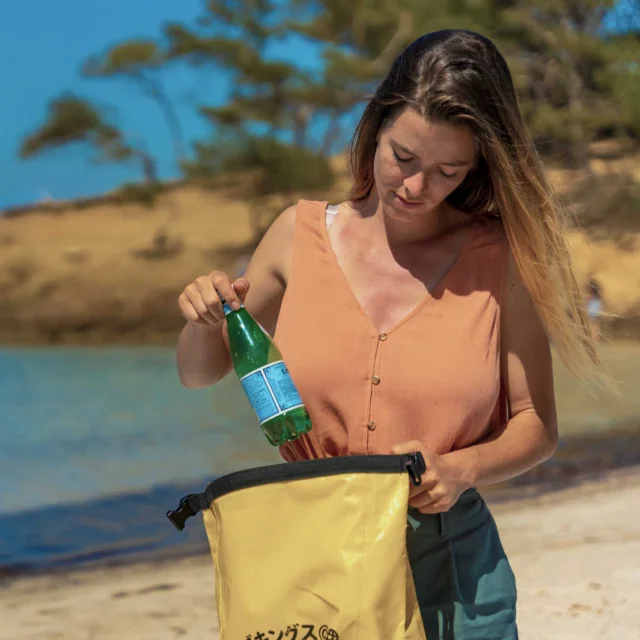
[372,108,477,222]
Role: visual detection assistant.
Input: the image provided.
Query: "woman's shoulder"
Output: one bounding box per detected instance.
[267,199,330,231]
[253,199,329,265]
[294,198,331,215]
[264,199,327,235]
[273,199,330,218]
[469,215,508,251]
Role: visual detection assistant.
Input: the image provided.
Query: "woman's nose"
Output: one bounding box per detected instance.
[404,171,427,198]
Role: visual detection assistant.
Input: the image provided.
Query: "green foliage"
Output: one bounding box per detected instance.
[83,38,185,162]
[497,0,637,165]
[116,181,163,208]
[223,136,334,194]
[83,40,163,76]
[169,2,488,190]
[606,34,640,137]
[184,134,334,193]
[20,95,117,158]
[570,173,640,244]
[19,93,158,184]
[180,134,247,178]
[18,0,640,213]
[18,93,136,167]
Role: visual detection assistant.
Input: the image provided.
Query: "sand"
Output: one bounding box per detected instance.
[1,468,638,640]
[1,148,639,344]
[1,145,639,638]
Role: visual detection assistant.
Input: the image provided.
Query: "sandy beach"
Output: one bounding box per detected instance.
[1,468,638,640]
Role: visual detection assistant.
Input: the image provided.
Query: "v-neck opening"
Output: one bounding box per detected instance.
[319,201,478,337]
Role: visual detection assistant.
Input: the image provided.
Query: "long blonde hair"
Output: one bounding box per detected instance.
[349,29,602,382]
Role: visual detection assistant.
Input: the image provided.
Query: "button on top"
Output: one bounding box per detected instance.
[378,333,388,341]
[367,421,377,431]
[371,375,381,385]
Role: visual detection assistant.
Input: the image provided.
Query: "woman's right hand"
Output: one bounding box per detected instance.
[178,271,251,328]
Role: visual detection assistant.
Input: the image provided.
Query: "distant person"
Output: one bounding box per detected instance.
[175,30,603,639]
[585,277,604,342]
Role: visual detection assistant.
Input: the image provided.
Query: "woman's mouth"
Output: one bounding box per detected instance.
[394,193,424,208]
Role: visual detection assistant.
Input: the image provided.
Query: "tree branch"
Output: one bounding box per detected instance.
[369,12,413,72]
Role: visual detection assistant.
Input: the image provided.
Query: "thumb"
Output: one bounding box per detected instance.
[231,277,251,302]
[391,440,427,456]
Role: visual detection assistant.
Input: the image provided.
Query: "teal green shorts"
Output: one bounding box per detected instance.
[407,489,518,640]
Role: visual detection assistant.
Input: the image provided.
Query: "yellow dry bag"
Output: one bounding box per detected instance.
[167,453,427,640]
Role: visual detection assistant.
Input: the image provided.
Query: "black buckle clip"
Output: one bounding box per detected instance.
[406,452,427,486]
[166,495,198,531]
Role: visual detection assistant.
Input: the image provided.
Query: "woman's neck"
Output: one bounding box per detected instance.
[350,193,465,247]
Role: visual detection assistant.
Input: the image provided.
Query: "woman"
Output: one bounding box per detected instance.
[176,30,601,639]
[585,277,604,343]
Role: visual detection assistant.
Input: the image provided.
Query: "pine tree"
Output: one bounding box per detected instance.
[82,39,186,166]
[19,94,157,184]
[497,0,639,167]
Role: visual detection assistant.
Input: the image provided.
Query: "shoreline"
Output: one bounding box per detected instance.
[0,327,184,347]
[2,439,639,581]
[6,327,640,348]
[2,341,640,583]
[1,322,639,347]
[1,467,638,640]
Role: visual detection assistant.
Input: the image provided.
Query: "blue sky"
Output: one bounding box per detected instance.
[0,0,322,209]
[0,1,633,210]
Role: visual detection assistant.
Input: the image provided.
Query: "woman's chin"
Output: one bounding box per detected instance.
[386,194,429,221]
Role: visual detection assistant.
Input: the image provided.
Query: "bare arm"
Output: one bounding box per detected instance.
[176,320,232,389]
[443,249,559,486]
[392,249,558,512]
[176,204,297,388]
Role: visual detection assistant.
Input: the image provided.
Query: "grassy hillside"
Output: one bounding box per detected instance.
[0,146,638,344]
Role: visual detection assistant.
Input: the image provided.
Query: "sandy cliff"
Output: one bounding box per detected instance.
[1,149,639,344]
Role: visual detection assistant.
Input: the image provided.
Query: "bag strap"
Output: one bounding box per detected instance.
[325,203,339,230]
[166,492,209,531]
[166,452,426,531]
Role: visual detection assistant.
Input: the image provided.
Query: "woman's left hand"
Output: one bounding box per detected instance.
[391,440,474,514]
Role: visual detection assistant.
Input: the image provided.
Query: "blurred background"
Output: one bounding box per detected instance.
[1,0,639,638]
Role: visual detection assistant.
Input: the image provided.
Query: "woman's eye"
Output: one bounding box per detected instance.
[392,150,412,163]
[438,169,458,179]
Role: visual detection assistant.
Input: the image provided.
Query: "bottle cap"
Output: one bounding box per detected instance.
[218,294,233,315]
[218,293,243,315]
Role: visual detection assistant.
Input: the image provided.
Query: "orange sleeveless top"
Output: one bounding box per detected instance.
[275,200,508,462]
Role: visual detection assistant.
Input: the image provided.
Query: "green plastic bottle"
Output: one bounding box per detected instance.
[221,299,312,446]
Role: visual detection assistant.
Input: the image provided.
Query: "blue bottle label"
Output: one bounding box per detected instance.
[240,361,304,424]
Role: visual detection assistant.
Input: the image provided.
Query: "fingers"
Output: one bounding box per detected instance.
[184,284,219,325]
[178,271,251,326]
[409,489,436,510]
[195,275,224,319]
[231,277,251,303]
[409,468,442,502]
[390,440,424,456]
[416,501,451,515]
[178,294,203,325]
[391,440,435,467]
[410,483,458,514]
[393,440,461,515]
[210,271,242,310]
[415,491,457,514]
[410,490,449,514]
[391,440,435,498]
